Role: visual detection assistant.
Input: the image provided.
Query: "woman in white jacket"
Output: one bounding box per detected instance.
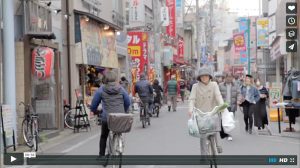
[188,67,225,155]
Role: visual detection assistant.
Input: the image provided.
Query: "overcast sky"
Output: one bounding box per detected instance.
[185,0,260,16]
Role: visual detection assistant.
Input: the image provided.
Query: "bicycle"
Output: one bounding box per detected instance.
[138,100,150,128]
[64,103,96,129]
[20,101,39,151]
[193,103,229,168]
[152,93,160,117]
[104,113,133,168]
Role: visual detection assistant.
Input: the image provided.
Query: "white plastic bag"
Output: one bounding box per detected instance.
[221,109,235,133]
[188,112,200,137]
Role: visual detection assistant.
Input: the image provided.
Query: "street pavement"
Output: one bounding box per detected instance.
[5,101,300,168]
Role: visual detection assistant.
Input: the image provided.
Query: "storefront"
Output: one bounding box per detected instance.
[74,13,119,105]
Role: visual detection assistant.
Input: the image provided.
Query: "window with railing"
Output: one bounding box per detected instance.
[24,0,52,33]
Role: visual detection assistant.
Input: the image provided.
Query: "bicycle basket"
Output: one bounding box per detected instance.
[107,113,134,133]
[194,108,221,134]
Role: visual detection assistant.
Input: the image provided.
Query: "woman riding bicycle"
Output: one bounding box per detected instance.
[90,70,131,157]
[188,67,225,155]
[152,79,163,106]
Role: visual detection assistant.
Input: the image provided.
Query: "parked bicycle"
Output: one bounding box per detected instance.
[20,101,39,151]
[104,113,133,168]
[64,103,96,129]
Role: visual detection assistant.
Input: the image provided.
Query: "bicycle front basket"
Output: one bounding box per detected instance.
[107,113,134,133]
[194,108,220,134]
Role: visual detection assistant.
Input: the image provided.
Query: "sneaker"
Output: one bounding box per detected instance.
[266,126,273,136]
[248,129,252,134]
[227,136,233,141]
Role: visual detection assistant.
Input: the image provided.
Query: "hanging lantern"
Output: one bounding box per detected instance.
[32,47,54,79]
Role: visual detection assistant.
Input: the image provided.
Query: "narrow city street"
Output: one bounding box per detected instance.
[11,101,299,168]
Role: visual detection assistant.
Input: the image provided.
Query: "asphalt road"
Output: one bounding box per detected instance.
[5,101,300,168]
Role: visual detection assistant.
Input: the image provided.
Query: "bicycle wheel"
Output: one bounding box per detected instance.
[64,109,76,129]
[22,119,33,147]
[32,119,39,151]
[208,135,218,168]
[140,108,146,128]
[154,106,159,117]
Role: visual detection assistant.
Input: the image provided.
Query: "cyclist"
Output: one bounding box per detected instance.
[135,73,154,117]
[188,67,225,155]
[90,70,130,157]
[152,79,163,106]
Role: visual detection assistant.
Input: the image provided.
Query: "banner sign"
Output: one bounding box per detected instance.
[269,87,281,108]
[166,0,176,37]
[176,0,183,28]
[178,37,184,58]
[80,18,118,68]
[256,18,269,47]
[233,32,246,52]
[240,51,248,63]
[128,32,148,79]
[161,7,170,26]
[129,0,145,23]
[32,47,54,79]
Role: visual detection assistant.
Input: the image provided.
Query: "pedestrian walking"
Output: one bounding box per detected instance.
[189,77,198,92]
[219,73,240,141]
[166,75,178,112]
[254,79,272,135]
[90,70,131,157]
[179,79,186,102]
[238,74,260,134]
[188,67,225,155]
[119,76,129,92]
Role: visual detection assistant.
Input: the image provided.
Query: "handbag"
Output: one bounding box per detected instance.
[221,109,235,133]
[187,110,200,137]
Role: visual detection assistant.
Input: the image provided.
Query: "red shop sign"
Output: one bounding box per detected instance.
[32,47,54,79]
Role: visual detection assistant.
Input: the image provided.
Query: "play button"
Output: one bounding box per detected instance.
[4,153,24,165]
[11,156,17,162]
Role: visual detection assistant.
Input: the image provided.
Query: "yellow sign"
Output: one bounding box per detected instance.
[128,46,141,57]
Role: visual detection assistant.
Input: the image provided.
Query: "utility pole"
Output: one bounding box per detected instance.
[196,0,201,72]
[247,18,251,75]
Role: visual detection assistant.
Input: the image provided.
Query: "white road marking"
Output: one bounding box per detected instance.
[62,134,99,153]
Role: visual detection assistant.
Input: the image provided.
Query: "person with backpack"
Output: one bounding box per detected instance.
[90,70,131,157]
[152,79,164,106]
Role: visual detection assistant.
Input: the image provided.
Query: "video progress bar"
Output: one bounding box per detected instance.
[26,155,298,165]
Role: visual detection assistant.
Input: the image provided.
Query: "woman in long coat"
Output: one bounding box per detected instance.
[254,80,271,134]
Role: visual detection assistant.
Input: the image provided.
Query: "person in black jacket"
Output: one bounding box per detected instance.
[254,79,272,135]
[152,79,163,106]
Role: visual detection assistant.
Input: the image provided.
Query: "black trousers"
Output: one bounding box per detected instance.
[99,121,109,156]
[242,101,255,130]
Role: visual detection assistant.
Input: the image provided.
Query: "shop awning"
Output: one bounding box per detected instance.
[74,10,122,30]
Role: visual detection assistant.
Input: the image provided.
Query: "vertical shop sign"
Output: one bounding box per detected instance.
[161,7,170,26]
[256,18,269,47]
[178,37,184,59]
[32,47,54,79]
[128,32,148,79]
[233,32,246,52]
[129,0,145,24]
[176,0,183,28]
[166,0,176,37]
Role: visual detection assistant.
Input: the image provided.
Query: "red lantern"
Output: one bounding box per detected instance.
[32,47,54,79]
